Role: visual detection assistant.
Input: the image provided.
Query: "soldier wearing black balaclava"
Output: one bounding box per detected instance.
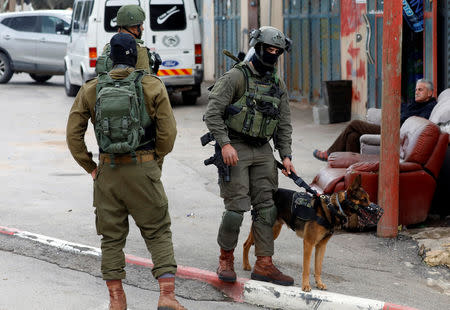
[204,26,296,286]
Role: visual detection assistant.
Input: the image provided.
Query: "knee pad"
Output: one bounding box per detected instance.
[252,205,277,227]
[221,210,244,233]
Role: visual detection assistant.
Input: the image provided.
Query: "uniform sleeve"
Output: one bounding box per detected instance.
[274,79,293,159]
[204,69,244,147]
[143,77,177,159]
[66,85,97,174]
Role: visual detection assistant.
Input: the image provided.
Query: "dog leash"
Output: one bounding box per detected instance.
[276,161,319,197]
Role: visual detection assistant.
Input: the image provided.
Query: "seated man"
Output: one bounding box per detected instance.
[313,79,437,161]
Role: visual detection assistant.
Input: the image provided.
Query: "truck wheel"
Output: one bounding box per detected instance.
[64,67,80,97]
[182,91,198,105]
[30,74,52,83]
[0,53,13,84]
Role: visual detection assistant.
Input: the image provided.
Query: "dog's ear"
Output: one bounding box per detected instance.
[348,174,362,192]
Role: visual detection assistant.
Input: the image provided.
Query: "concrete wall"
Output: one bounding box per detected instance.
[202,0,215,81]
[259,0,285,80]
[241,0,249,52]
[259,0,282,31]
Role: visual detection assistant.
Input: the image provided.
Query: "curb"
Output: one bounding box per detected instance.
[0,226,418,310]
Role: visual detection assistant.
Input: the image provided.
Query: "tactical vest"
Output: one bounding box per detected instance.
[95,40,155,75]
[94,70,153,154]
[224,63,282,140]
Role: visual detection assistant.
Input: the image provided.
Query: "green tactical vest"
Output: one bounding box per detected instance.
[224,63,282,140]
[94,70,153,154]
[95,40,155,75]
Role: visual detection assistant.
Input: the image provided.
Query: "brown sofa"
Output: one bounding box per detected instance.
[310,116,449,226]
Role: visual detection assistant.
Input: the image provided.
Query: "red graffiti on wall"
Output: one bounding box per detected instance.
[347,42,360,59]
[346,59,366,80]
[341,0,363,36]
[356,59,366,79]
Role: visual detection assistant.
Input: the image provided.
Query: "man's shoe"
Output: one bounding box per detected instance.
[157,277,187,310]
[313,149,329,161]
[216,248,236,282]
[251,256,294,286]
[106,280,127,310]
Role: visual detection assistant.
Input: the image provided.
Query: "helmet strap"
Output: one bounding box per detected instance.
[122,26,142,39]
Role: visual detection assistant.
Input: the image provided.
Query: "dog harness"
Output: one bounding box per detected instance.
[289,192,348,234]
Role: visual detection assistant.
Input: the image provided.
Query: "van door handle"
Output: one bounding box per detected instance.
[152,35,156,44]
[3,34,11,40]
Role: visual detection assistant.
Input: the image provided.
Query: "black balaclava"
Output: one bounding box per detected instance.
[110,32,138,67]
[251,43,282,76]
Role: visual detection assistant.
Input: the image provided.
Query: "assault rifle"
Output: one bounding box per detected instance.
[201,132,231,182]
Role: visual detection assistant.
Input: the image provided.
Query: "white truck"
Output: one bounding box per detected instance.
[64,0,203,104]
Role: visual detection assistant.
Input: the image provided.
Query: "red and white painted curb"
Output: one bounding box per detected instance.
[0,226,418,310]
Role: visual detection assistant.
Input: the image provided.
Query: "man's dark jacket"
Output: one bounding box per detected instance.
[400,97,437,124]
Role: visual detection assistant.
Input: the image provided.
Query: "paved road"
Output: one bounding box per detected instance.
[0,73,448,309]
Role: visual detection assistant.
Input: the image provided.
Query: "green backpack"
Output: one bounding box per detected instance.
[94,70,151,155]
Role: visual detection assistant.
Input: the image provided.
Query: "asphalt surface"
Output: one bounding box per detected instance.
[0,73,449,309]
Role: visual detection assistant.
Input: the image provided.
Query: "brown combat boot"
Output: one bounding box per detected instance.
[251,256,294,286]
[106,280,127,310]
[216,248,236,282]
[157,277,187,310]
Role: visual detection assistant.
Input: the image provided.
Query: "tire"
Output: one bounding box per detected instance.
[0,53,13,84]
[30,74,52,83]
[64,67,80,97]
[182,85,201,105]
[182,91,198,105]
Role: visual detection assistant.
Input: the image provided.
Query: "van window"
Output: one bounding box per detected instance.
[80,0,94,32]
[150,0,186,31]
[72,1,83,32]
[2,16,38,32]
[104,0,140,33]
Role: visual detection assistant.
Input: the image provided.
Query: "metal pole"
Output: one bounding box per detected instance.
[377,0,403,238]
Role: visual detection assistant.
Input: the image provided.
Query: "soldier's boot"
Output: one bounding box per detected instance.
[157,277,187,310]
[106,280,127,310]
[216,248,236,283]
[251,256,294,286]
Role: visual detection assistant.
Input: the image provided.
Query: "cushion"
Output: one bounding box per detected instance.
[310,167,346,194]
[328,152,379,168]
[399,116,440,164]
[429,96,450,126]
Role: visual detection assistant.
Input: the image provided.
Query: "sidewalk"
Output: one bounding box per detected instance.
[0,225,427,310]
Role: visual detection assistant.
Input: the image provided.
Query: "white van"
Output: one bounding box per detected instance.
[64,0,203,104]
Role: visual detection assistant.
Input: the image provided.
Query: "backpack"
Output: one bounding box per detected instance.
[94,70,152,155]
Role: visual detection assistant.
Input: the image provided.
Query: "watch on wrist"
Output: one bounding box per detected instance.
[283,155,292,161]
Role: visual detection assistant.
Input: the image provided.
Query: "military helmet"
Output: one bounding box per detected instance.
[116,5,146,27]
[249,26,291,53]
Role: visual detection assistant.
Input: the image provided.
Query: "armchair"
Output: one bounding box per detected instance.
[310,116,449,226]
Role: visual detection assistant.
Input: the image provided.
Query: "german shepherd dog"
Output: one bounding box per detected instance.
[242,175,382,292]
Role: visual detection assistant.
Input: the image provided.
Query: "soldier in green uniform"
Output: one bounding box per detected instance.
[204,26,296,286]
[96,4,161,75]
[66,33,186,310]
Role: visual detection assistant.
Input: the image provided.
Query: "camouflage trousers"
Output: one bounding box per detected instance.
[218,141,278,256]
[93,159,177,280]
